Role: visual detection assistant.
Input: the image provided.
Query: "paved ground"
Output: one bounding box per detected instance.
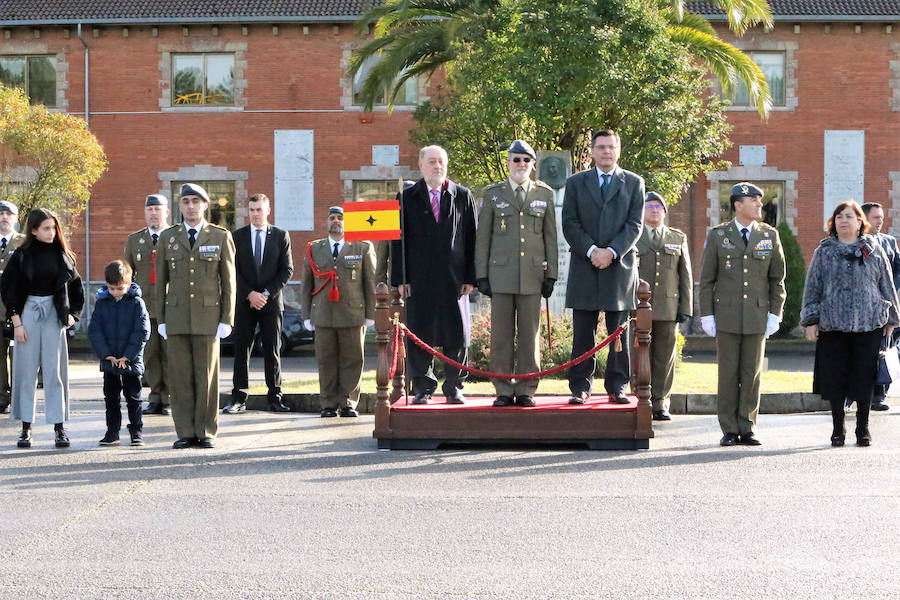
[1,398,898,599]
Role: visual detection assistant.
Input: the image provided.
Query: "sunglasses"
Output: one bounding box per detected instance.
[511,157,533,163]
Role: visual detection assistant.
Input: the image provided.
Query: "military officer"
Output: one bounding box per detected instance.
[301,206,376,418]
[0,200,25,413]
[635,192,692,421]
[475,140,558,406]
[700,182,786,446]
[155,183,236,449]
[124,194,171,416]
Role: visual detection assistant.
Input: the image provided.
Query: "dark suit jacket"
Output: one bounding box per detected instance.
[234,224,294,313]
[391,178,477,347]
[562,166,645,312]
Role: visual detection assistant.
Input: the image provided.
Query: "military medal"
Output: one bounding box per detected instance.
[139,238,145,244]
[351,268,358,281]
[173,243,179,250]
[501,218,506,232]
[725,259,732,270]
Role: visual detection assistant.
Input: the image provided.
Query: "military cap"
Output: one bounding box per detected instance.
[329,206,344,216]
[145,194,167,207]
[0,200,18,215]
[730,182,763,200]
[507,139,536,159]
[179,183,210,203]
[645,191,667,212]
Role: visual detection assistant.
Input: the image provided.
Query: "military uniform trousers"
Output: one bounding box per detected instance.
[12,296,69,424]
[490,292,542,397]
[167,334,220,440]
[0,332,12,410]
[315,325,365,410]
[144,317,168,405]
[715,331,766,435]
[649,320,678,412]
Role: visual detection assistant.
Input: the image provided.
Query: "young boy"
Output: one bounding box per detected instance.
[88,260,151,446]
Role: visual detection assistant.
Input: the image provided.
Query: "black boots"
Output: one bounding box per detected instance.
[17,422,32,448]
[54,423,70,448]
[830,401,846,447]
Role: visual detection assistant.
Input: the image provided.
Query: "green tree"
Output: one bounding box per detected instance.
[0,83,107,225]
[776,221,806,336]
[350,0,774,116]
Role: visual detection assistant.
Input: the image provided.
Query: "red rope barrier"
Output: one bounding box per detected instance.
[397,322,627,381]
[389,322,401,380]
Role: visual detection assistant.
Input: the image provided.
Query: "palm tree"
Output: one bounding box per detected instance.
[348,0,774,116]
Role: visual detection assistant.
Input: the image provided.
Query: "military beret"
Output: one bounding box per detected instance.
[179,183,210,203]
[145,194,167,207]
[507,139,536,159]
[644,191,667,212]
[329,206,344,216]
[730,182,763,200]
[0,200,18,215]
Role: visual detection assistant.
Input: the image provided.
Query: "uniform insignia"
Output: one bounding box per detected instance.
[139,238,145,244]
[722,238,735,249]
[491,196,499,203]
[169,236,175,243]
[172,243,179,250]
[717,230,724,237]
[531,200,547,208]
[665,243,680,251]
[199,245,220,252]
[725,259,732,270]
[344,254,362,260]
[756,239,773,250]
[495,201,510,209]
[764,232,770,238]
[740,184,749,195]
[136,253,141,261]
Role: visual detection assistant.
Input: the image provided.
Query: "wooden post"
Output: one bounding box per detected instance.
[373,283,392,439]
[634,279,654,440]
[389,286,406,403]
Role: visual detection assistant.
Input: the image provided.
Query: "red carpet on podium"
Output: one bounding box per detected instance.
[390,394,638,412]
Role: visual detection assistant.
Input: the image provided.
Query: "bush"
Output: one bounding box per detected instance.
[777,222,806,336]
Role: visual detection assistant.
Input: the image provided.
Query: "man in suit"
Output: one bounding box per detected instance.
[124,194,171,416]
[301,206,375,417]
[475,140,558,407]
[0,200,25,413]
[700,182,786,446]
[391,145,478,405]
[861,202,898,411]
[223,193,294,414]
[562,129,644,405]
[156,183,236,449]
[636,192,692,421]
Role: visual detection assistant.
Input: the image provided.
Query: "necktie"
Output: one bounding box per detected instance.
[430,189,440,222]
[188,228,197,248]
[651,229,658,244]
[741,227,749,247]
[333,242,339,260]
[516,185,525,206]
[0,238,6,252]
[151,233,158,246]
[254,229,263,268]
[602,173,611,187]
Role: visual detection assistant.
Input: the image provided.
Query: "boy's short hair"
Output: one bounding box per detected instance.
[105,260,132,285]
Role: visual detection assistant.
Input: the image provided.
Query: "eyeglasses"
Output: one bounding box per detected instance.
[511,157,533,163]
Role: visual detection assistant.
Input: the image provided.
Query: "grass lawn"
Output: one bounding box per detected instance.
[253,361,813,396]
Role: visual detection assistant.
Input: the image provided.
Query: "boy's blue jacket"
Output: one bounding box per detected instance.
[87,282,150,375]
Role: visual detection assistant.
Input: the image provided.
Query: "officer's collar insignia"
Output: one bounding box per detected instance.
[740,184,749,195]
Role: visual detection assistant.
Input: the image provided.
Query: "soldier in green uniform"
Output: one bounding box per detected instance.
[0,200,25,413]
[475,140,558,407]
[124,194,171,416]
[155,183,236,449]
[636,192,692,421]
[700,182,786,446]
[301,206,376,418]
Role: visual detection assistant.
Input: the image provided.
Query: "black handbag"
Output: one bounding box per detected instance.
[876,340,900,385]
[1,319,13,339]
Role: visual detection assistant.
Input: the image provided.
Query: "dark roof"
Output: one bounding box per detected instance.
[688,1,900,19]
[0,1,368,25]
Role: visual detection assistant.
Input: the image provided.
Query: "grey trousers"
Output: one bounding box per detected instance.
[12,295,69,424]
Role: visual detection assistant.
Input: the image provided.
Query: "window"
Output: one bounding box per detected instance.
[353,180,401,202]
[0,55,56,106]
[719,181,785,226]
[171,181,235,229]
[725,52,785,107]
[172,54,234,105]
[352,55,417,106]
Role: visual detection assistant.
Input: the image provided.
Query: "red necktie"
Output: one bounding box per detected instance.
[430,189,440,222]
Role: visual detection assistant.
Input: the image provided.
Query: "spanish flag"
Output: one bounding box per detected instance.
[343,200,401,241]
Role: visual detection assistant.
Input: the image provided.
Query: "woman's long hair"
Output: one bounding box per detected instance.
[22,208,76,263]
[826,200,869,238]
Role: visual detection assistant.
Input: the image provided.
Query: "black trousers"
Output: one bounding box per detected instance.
[816,328,881,435]
[407,341,467,397]
[232,305,283,400]
[569,309,630,396]
[104,372,143,433]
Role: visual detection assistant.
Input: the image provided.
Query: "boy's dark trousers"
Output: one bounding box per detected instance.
[104,372,143,434]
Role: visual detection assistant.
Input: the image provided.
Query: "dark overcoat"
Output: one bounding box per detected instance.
[391,178,477,347]
[562,166,645,311]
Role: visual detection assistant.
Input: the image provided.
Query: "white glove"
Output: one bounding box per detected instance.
[700,315,716,337]
[304,319,315,331]
[765,313,781,339]
[216,323,232,339]
[157,323,167,340]
[364,319,375,328]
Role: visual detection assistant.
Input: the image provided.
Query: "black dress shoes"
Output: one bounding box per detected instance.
[719,432,739,446]
[268,399,291,413]
[320,407,338,418]
[197,437,215,448]
[831,434,845,447]
[738,432,761,446]
[339,407,359,417]
[569,391,589,405]
[173,438,195,449]
[17,429,32,448]
[515,395,535,407]
[223,400,246,414]
[54,427,70,448]
[0,400,10,414]
[493,395,515,407]
[161,405,172,416]
[871,399,890,411]
[143,402,163,415]
[856,430,872,447]
[652,409,672,421]
[412,393,431,405]
[609,392,630,404]
[445,392,465,405]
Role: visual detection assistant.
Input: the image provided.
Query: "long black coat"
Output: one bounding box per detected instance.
[233,224,294,313]
[562,166,645,312]
[391,178,477,347]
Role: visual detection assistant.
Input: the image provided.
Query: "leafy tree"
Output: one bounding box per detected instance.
[350,0,774,115]
[776,221,806,336]
[0,83,107,225]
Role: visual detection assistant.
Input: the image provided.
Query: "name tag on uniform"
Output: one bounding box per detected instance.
[199,245,220,253]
